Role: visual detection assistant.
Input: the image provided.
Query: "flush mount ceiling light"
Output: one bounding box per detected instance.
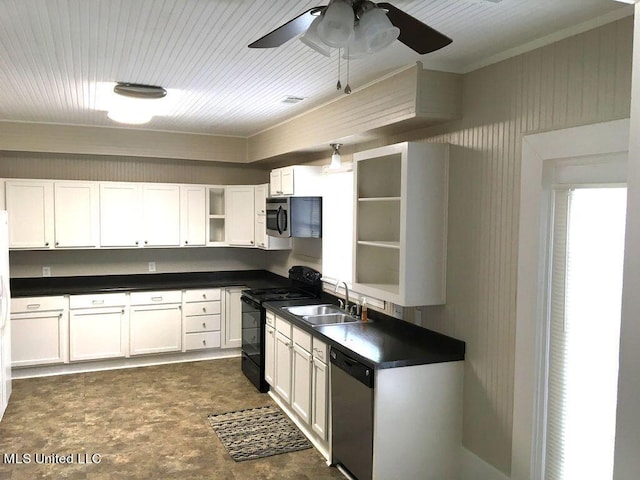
[93,82,179,125]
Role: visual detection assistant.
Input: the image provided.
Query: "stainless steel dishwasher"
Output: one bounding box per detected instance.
[330,347,374,480]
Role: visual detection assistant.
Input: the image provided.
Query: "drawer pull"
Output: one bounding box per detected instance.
[92,300,104,305]
[26,304,41,310]
[202,322,207,328]
[202,307,207,312]
[202,339,207,345]
[202,294,207,299]
[151,296,163,302]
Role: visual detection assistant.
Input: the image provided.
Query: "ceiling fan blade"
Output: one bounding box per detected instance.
[376,2,452,54]
[248,7,323,48]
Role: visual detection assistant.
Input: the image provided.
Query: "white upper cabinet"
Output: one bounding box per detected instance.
[53,182,99,248]
[269,165,323,196]
[180,185,206,247]
[353,142,448,307]
[225,186,255,246]
[100,182,141,247]
[141,184,181,247]
[5,180,54,249]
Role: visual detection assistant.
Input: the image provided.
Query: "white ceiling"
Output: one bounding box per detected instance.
[0,0,632,137]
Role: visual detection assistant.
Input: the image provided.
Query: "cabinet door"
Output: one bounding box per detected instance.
[225,186,255,246]
[222,288,243,349]
[130,304,182,355]
[269,170,282,196]
[274,330,292,403]
[265,324,276,387]
[100,183,140,247]
[180,185,206,246]
[69,308,126,361]
[312,358,329,440]
[54,182,99,248]
[280,167,295,195]
[255,184,267,215]
[141,184,181,247]
[5,180,54,248]
[292,343,312,424]
[11,311,66,367]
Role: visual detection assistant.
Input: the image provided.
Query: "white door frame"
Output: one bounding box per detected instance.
[511,118,630,480]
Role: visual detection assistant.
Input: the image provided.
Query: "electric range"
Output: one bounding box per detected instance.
[240,266,322,392]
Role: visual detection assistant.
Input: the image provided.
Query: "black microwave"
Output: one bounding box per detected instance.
[265,196,322,238]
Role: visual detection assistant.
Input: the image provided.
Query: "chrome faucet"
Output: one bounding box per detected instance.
[336,281,349,311]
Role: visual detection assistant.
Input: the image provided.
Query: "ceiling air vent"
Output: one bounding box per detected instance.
[281,96,306,105]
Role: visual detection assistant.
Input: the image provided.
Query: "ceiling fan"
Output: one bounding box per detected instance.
[248,0,452,56]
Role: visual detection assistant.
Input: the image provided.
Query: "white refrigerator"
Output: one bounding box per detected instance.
[0,211,11,421]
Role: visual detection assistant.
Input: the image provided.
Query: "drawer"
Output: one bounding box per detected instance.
[275,316,291,338]
[183,301,220,317]
[292,326,311,352]
[265,310,275,327]
[183,289,221,303]
[185,331,221,351]
[312,337,328,363]
[130,290,181,305]
[69,293,128,309]
[11,296,66,313]
[184,314,221,333]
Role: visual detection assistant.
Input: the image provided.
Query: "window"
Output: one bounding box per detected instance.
[544,187,626,479]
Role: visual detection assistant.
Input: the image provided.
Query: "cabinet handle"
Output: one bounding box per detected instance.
[59,313,63,318]
[45,242,49,247]
[144,240,148,245]
[121,309,125,314]
[55,241,59,246]
[185,240,189,245]
[151,296,163,302]
[202,322,206,328]
[202,307,207,312]
[202,339,207,345]
[202,294,206,299]
[135,241,139,245]
[250,240,254,245]
[26,304,40,310]
[92,300,104,305]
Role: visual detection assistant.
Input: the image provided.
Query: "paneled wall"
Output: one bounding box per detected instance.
[370,17,632,474]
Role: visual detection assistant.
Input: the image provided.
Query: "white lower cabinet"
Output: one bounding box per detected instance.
[69,293,128,361]
[265,312,276,386]
[222,287,244,349]
[311,338,329,440]
[182,288,222,351]
[129,291,182,355]
[291,326,312,423]
[10,296,68,367]
[274,317,293,403]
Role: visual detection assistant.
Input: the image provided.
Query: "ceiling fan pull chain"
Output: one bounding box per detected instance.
[336,48,342,91]
[344,49,352,95]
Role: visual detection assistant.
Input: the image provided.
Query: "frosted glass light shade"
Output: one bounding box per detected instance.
[342,25,368,59]
[330,152,342,169]
[107,109,153,124]
[359,7,399,53]
[300,16,331,57]
[317,0,355,48]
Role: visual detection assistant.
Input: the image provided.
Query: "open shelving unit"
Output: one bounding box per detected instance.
[207,187,226,245]
[353,142,448,306]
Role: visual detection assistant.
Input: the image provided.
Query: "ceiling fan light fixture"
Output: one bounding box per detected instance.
[317,0,355,48]
[358,6,399,53]
[300,16,332,57]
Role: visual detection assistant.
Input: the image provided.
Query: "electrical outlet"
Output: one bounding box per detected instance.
[42,266,51,277]
[393,304,403,319]
[414,308,423,326]
[148,262,156,272]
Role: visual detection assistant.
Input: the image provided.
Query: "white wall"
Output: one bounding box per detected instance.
[613,4,640,479]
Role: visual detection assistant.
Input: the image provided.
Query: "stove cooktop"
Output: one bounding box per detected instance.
[243,288,314,303]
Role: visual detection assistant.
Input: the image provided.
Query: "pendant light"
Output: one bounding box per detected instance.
[330,143,342,169]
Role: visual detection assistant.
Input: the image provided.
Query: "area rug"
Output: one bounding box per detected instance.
[207,405,312,462]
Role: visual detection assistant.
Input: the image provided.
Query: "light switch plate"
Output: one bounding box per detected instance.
[42,266,51,277]
[148,262,156,272]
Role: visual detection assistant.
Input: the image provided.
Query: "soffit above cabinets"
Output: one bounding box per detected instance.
[0,0,631,138]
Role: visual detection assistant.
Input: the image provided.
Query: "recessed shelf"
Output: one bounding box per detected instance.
[358,197,401,202]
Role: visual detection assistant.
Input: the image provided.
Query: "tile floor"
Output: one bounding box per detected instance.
[0,358,344,479]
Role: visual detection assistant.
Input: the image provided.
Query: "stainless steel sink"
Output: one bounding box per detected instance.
[283,304,343,317]
[302,313,361,327]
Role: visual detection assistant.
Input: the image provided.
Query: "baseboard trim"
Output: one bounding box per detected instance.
[460,446,511,480]
[11,349,241,379]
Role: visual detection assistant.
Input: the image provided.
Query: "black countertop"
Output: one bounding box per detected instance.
[10,270,290,297]
[265,297,465,370]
